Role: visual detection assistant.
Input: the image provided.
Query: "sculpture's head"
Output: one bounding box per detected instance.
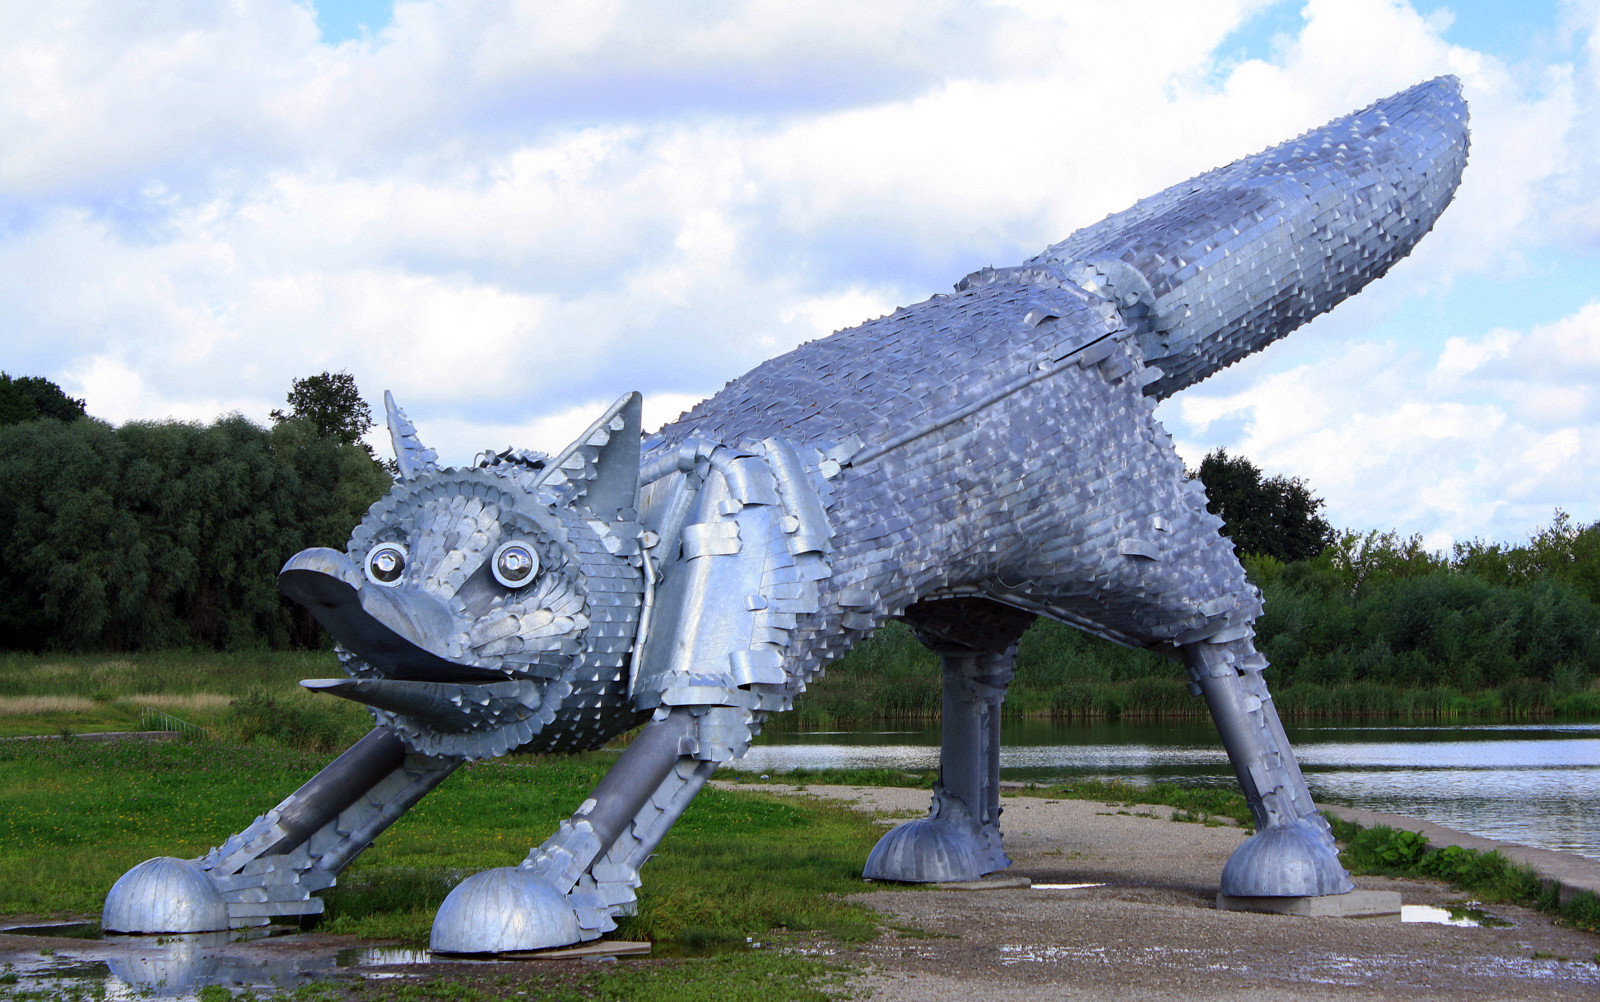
[279,392,649,758]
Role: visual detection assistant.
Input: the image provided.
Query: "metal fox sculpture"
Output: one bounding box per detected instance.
[106,78,1469,952]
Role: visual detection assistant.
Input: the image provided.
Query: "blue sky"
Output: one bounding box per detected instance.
[314,0,394,44]
[2,1,1597,551]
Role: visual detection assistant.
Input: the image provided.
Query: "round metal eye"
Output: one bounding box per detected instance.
[365,543,407,586]
[492,541,539,588]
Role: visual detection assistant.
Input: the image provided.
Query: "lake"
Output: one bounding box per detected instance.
[728,719,1600,862]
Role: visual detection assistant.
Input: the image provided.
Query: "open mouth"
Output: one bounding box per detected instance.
[279,547,551,743]
[278,547,507,684]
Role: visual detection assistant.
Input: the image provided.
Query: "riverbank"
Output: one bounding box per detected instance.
[5,645,1599,745]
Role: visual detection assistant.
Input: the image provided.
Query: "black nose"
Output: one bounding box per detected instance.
[278,547,504,683]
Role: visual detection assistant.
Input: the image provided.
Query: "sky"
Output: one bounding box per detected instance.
[2,0,1597,553]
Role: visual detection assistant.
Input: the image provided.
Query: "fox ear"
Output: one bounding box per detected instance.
[543,392,641,519]
[385,391,439,481]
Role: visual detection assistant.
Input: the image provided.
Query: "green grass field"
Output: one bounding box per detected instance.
[0,735,890,1000]
[0,738,887,948]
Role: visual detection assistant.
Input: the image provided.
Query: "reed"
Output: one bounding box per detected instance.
[0,695,97,714]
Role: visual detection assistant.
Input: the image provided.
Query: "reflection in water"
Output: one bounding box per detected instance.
[736,721,1600,861]
[1402,904,1512,928]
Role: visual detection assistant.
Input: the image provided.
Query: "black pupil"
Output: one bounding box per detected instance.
[499,547,533,582]
[371,548,403,582]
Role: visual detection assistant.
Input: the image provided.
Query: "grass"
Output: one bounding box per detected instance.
[0,649,372,742]
[0,737,889,950]
[723,766,937,789]
[728,767,1258,830]
[0,649,345,698]
[205,954,856,1001]
[778,620,1600,726]
[4,642,1598,740]
[1034,777,1255,828]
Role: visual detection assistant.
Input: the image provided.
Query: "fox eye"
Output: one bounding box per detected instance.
[492,541,539,588]
[366,542,407,586]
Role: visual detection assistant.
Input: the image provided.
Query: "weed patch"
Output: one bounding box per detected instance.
[724,766,935,789]
[1039,778,1255,828]
[1326,817,1600,934]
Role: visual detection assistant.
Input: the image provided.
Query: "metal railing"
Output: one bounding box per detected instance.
[138,706,209,740]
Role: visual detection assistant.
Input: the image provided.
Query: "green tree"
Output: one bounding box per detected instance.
[1453,510,1600,609]
[1192,449,1335,562]
[270,371,375,449]
[0,372,87,425]
[0,414,390,651]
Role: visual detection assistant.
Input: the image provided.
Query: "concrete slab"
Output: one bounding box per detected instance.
[1216,890,1402,919]
[865,875,1034,890]
[500,940,651,960]
[930,876,1033,891]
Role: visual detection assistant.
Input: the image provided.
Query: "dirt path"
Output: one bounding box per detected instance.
[728,783,1600,1001]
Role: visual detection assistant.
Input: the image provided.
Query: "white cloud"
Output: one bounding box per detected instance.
[1168,300,1600,548]
[394,390,706,467]
[1,0,1597,550]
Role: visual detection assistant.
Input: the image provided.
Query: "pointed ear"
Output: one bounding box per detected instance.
[385,391,439,481]
[543,392,642,519]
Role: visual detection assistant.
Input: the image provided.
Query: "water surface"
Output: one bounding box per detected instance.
[732,720,1600,861]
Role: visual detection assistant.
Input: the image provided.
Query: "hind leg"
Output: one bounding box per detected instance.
[863,599,1029,883]
[1184,635,1351,897]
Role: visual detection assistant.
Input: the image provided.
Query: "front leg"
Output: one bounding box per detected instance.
[1184,636,1352,897]
[104,728,461,932]
[430,708,721,953]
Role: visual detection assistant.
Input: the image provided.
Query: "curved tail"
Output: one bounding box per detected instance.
[1028,76,1469,399]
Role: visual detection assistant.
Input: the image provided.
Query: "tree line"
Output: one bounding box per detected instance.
[1245,518,1600,700]
[0,373,389,650]
[2,371,1597,720]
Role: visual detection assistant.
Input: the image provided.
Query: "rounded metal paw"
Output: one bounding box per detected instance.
[1220,818,1355,897]
[863,817,990,883]
[430,867,582,953]
[102,857,230,933]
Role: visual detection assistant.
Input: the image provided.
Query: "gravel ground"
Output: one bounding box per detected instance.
[732,783,1600,1001]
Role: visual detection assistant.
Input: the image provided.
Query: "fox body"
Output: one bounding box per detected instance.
[105,78,1469,952]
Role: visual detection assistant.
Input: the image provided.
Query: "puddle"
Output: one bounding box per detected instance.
[336,946,435,967]
[0,931,662,998]
[1,920,301,943]
[0,920,104,939]
[0,931,399,999]
[0,944,346,1000]
[1401,904,1512,928]
[1031,882,1107,891]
